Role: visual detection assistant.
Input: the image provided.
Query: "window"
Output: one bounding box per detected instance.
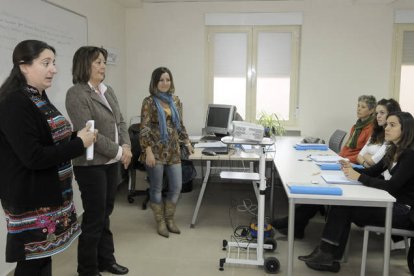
[206,25,300,125]
[391,24,414,115]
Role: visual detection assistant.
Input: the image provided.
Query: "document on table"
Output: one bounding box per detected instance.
[309,155,343,163]
[321,173,362,185]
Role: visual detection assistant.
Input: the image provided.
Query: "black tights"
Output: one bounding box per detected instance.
[15,257,52,276]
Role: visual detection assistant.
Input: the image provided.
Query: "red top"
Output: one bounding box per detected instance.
[339,123,374,163]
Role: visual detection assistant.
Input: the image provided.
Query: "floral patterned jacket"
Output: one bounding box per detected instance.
[139,95,190,165]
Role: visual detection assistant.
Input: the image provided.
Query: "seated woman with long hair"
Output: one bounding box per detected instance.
[357,98,401,168]
[300,111,414,272]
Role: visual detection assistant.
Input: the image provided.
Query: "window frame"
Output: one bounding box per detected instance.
[390,23,414,101]
[205,25,301,125]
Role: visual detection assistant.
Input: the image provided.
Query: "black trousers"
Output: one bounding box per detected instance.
[293,204,324,231]
[321,203,412,259]
[74,163,120,275]
[15,257,51,276]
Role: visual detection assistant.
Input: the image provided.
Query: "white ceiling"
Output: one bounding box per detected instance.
[112,0,397,9]
[112,0,296,8]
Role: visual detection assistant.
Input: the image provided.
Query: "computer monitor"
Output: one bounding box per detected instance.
[204,104,236,137]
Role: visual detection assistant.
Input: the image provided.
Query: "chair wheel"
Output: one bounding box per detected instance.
[127,196,134,203]
[264,257,280,274]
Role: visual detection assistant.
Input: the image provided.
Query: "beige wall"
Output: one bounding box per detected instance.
[125,0,414,141]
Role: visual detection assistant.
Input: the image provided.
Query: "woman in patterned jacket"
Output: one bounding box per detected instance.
[140,67,193,238]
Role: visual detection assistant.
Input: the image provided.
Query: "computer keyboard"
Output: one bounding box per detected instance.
[203,147,228,154]
[201,135,222,142]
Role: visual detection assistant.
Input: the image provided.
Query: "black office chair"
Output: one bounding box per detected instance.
[328,129,347,154]
[127,120,150,209]
[127,117,196,209]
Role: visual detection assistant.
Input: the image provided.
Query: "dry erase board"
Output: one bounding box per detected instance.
[0,0,87,118]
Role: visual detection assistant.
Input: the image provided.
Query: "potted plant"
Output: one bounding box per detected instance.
[257,111,286,137]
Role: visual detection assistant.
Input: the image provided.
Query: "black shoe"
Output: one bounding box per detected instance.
[278,227,305,239]
[298,246,320,262]
[305,260,341,273]
[99,263,129,275]
[304,248,341,273]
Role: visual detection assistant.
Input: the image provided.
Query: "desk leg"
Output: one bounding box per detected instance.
[190,160,211,228]
[382,202,393,276]
[270,162,275,220]
[287,199,295,276]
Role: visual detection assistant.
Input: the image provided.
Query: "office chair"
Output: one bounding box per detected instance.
[360,225,414,275]
[328,129,347,154]
[127,116,150,209]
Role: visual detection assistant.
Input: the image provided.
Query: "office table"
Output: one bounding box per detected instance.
[273,137,395,276]
[189,146,275,228]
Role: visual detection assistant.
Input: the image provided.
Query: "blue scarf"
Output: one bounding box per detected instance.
[152,92,181,144]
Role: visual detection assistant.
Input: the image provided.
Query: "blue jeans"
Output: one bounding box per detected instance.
[146,163,182,204]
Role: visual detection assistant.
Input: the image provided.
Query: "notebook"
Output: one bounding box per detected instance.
[321,174,361,185]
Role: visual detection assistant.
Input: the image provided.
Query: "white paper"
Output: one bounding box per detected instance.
[86,120,94,160]
[310,155,343,163]
[321,173,361,185]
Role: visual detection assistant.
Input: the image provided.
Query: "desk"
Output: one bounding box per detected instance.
[189,146,275,227]
[273,137,395,276]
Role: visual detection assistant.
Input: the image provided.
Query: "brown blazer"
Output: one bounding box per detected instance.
[65,83,130,166]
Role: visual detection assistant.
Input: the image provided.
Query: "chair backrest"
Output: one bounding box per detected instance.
[361,225,414,275]
[328,129,347,154]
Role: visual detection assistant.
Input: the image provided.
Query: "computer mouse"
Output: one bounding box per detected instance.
[203,150,216,156]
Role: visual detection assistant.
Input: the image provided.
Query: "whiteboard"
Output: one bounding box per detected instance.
[0,1,87,274]
[0,0,87,119]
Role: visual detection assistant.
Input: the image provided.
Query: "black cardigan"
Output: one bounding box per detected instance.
[0,89,85,208]
[356,147,414,207]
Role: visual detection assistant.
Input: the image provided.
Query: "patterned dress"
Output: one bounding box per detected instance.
[2,86,80,261]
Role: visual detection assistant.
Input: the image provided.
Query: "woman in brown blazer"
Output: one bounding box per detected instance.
[65,46,131,276]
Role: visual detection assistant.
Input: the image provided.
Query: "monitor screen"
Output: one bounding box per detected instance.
[204,104,236,136]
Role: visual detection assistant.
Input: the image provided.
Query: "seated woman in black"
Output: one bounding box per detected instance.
[299,111,414,272]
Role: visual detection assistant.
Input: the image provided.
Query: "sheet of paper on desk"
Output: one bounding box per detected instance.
[321,174,362,185]
[310,155,343,163]
[288,183,343,195]
[194,141,226,148]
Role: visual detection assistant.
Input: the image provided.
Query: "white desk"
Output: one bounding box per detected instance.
[189,146,275,227]
[273,137,395,276]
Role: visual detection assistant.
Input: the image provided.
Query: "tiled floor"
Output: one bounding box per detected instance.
[12,175,412,275]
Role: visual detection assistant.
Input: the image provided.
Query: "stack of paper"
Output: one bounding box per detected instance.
[309,155,342,163]
[321,174,361,185]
